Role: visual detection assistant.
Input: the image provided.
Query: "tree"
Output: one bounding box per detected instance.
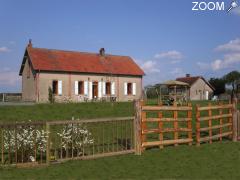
[223,71,240,100]
[48,87,55,103]
[209,78,225,95]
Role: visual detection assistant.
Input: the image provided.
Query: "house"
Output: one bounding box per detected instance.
[19,41,144,102]
[176,74,214,100]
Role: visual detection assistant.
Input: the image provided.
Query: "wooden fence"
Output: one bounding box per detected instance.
[0,121,46,167]
[0,93,22,102]
[46,117,134,164]
[0,100,239,167]
[196,103,233,146]
[135,101,193,154]
[0,117,134,167]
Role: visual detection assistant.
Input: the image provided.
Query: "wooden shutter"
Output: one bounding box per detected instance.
[75,81,78,95]
[133,83,136,95]
[124,82,127,95]
[102,81,106,95]
[84,81,88,95]
[111,82,115,95]
[98,81,102,98]
[58,80,62,95]
[89,81,92,99]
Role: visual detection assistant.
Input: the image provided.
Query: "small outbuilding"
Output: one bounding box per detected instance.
[176,74,214,100]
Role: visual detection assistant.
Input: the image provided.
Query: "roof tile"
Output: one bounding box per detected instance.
[21,47,144,76]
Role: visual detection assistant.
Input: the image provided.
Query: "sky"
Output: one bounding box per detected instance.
[0,0,240,92]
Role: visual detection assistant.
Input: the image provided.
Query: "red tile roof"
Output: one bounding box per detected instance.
[176,76,215,90]
[19,47,144,76]
[176,76,201,86]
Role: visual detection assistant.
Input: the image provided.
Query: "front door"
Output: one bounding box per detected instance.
[92,82,98,99]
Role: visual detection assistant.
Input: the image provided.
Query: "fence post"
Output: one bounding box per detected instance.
[1,128,4,164]
[173,102,178,146]
[187,103,192,146]
[158,107,163,149]
[134,100,142,155]
[238,110,240,141]
[196,104,200,146]
[46,122,50,165]
[232,98,238,142]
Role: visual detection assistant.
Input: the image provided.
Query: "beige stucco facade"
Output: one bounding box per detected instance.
[22,58,36,101]
[189,78,213,100]
[21,60,143,103]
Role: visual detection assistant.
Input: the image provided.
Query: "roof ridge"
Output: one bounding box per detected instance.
[177,76,200,79]
[29,47,131,58]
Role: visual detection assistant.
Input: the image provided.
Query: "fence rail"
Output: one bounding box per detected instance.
[0,122,46,166]
[196,102,235,146]
[135,101,193,153]
[0,93,22,102]
[0,99,239,167]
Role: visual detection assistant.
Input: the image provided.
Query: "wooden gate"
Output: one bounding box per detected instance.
[134,101,193,154]
[196,99,238,146]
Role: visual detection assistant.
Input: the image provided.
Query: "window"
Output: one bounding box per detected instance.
[127,83,132,95]
[78,81,84,95]
[106,82,111,95]
[52,80,58,95]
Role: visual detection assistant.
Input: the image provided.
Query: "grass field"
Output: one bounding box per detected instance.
[0,142,240,179]
[0,100,238,123]
[0,100,240,179]
[0,102,134,123]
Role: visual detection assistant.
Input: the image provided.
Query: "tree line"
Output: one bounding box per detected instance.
[145,70,240,100]
[209,70,240,99]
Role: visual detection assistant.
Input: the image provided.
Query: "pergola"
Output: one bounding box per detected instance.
[157,80,190,104]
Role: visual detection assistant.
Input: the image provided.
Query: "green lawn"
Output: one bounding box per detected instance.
[0,102,134,123]
[0,100,239,123]
[1,142,240,179]
[0,101,240,179]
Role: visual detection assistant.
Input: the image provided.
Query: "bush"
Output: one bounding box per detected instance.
[48,87,55,103]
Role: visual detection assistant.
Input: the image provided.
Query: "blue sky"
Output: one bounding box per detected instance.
[0,0,240,92]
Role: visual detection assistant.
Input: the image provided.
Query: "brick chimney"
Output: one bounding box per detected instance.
[28,39,32,48]
[99,48,105,56]
[186,74,190,77]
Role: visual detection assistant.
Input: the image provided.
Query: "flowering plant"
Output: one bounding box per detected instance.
[3,122,48,153]
[57,122,94,154]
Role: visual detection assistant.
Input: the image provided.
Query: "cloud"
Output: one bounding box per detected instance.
[215,38,240,52]
[197,62,209,70]
[141,60,160,73]
[0,47,10,53]
[198,38,240,71]
[0,68,20,86]
[154,50,183,60]
[198,53,240,71]
[211,53,240,71]
[170,60,181,64]
[170,67,184,77]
